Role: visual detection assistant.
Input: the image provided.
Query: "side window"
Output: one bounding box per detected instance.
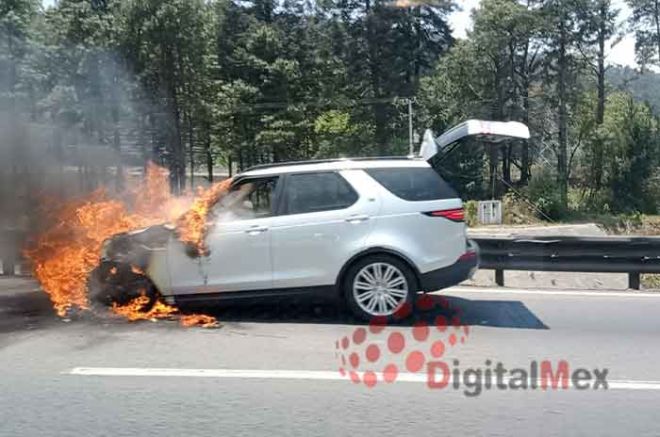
[365,167,458,201]
[217,177,279,220]
[283,172,358,215]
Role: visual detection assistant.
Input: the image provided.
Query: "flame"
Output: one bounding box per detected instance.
[25,191,158,316]
[176,178,233,256]
[24,163,230,327]
[111,296,177,321]
[113,296,219,328]
[180,314,220,328]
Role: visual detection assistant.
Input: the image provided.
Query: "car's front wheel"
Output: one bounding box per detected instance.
[343,255,416,321]
[88,262,158,312]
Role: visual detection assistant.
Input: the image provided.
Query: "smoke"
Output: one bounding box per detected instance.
[3,92,114,280]
[1,0,231,276]
[0,32,172,275]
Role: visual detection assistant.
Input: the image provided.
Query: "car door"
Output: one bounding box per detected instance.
[167,176,280,295]
[269,170,380,289]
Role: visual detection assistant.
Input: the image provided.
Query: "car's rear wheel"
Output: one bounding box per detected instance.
[343,255,415,321]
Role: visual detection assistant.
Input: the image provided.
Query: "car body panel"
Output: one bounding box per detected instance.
[269,169,381,289]
[146,247,173,295]
[362,172,466,275]
[164,238,210,295]
[203,216,273,292]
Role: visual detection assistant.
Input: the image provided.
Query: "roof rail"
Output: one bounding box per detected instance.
[243,156,414,172]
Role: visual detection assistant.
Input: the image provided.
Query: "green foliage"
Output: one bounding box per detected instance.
[0,0,659,221]
[313,110,375,158]
[501,192,542,225]
[608,66,660,112]
[627,0,660,68]
[0,0,39,106]
[464,200,478,227]
[525,167,565,219]
[607,95,659,213]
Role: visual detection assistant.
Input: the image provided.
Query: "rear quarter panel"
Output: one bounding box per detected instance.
[365,182,467,274]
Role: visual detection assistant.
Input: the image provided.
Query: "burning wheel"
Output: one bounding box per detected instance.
[88,262,158,312]
[343,254,415,322]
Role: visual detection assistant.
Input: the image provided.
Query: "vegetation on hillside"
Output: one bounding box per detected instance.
[1,0,659,220]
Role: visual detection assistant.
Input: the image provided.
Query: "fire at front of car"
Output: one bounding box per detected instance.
[23,162,231,328]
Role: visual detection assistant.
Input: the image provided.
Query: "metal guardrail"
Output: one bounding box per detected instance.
[473,236,660,290]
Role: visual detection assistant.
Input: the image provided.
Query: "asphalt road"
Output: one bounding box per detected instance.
[2,277,660,436]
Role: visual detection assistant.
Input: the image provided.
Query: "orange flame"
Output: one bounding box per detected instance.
[113,296,219,328]
[180,314,220,328]
[25,191,160,316]
[111,296,177,321]
[24,163,231,327]
[176,178,233,256]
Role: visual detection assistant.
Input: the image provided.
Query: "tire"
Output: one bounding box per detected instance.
[88,262,157,312]
[343,254,416,322]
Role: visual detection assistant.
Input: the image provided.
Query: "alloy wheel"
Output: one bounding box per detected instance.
[352,262,409,316]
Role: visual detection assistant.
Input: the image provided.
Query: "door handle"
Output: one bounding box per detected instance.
[245,226,268,235]
[345,214,370,224]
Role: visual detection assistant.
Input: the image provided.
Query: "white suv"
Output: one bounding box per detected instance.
[94,120,529,320]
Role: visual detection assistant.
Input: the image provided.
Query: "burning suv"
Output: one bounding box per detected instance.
[91,120,529,320]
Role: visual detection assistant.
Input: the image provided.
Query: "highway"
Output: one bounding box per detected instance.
[2,277,660,436]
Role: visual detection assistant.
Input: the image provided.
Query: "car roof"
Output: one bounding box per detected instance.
[238,157,431,178]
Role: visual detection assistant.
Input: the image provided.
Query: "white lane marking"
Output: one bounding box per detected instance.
[68,367,660,390]
[445,286,660,298]
[70,367,345,380]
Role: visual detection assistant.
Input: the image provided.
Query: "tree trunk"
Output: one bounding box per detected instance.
[519,3,533,186]
[112,103,123,191]
[170,91,185,194]
[655,0,660,65]
[596,10,606,126]
[188,112,194,189]
[163,43,185,193]
[8,26,16,113]
[365,0,387,155]
[592,0,607,193]
[490,59,505,197]
[205,120,213,182]
[137,112,148,170]
[557,14,569,209]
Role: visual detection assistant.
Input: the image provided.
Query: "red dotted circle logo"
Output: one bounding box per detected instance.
[335,295,470,387]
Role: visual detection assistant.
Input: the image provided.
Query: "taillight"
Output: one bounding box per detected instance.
[422,208,464,222]
[458,251,477,261]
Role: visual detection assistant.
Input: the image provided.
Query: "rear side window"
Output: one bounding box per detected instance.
[366,167,458,201]
[283,172,358,215]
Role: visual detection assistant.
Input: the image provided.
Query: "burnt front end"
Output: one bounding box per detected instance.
[90,225,174,307]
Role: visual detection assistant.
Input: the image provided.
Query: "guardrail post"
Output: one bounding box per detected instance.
[495,269,504,287]
[628,273,640,290]
[1,258,16,276]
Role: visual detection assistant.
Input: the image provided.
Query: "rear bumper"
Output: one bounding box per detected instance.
[419,242,479,291]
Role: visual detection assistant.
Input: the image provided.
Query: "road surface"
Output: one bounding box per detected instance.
[1,277,660,436]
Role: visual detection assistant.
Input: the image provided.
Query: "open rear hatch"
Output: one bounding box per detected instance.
[419,119,530,166]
